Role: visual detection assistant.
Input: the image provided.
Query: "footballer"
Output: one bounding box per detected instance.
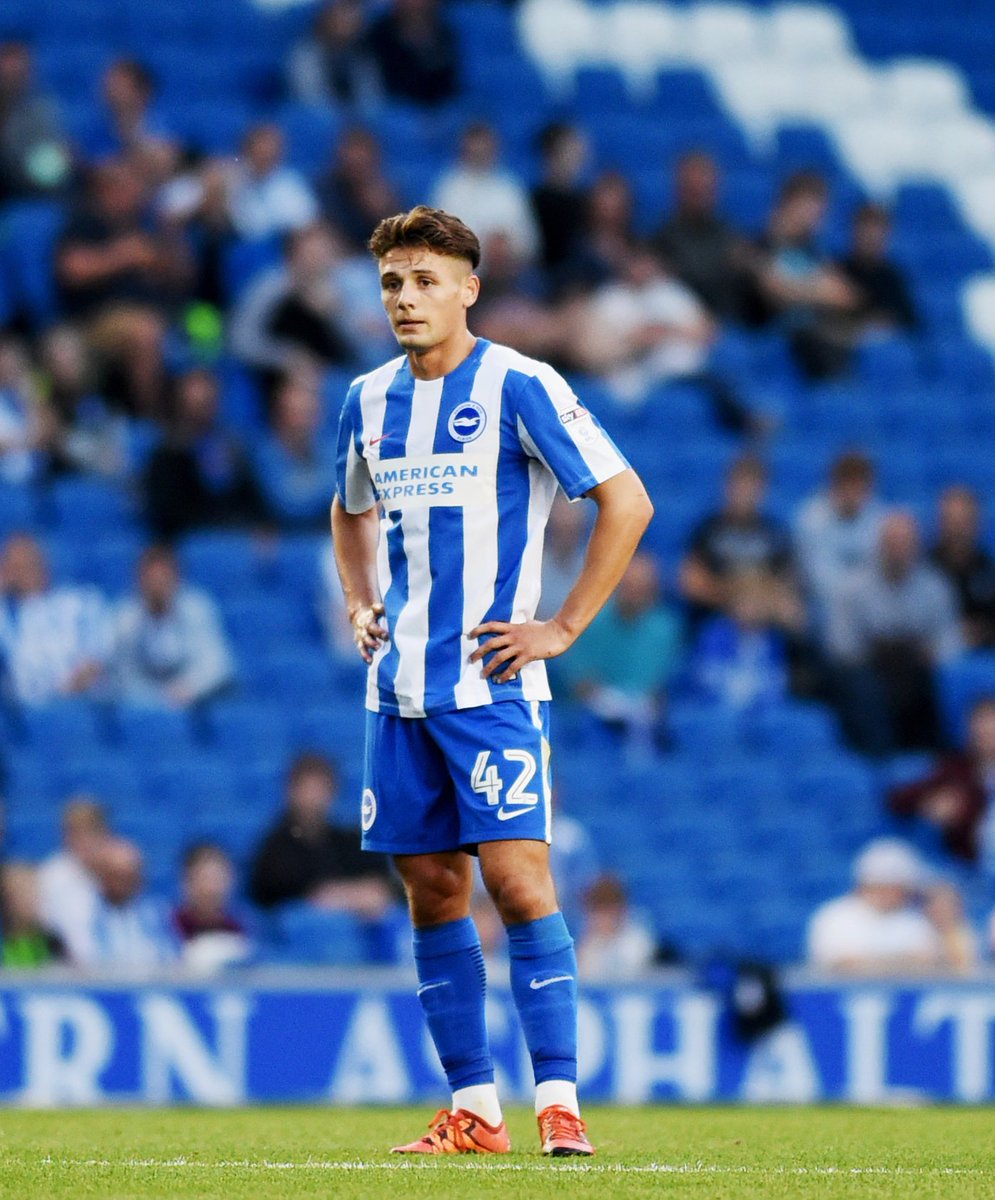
[331,206,652,1156]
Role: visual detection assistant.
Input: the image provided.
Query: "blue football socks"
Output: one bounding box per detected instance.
[506,912,579,1086]
[412,917,494,1091]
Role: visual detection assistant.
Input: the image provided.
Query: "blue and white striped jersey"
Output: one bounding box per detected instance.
[335,338,629,718]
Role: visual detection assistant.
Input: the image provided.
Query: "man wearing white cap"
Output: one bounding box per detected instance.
[806,838,944,975]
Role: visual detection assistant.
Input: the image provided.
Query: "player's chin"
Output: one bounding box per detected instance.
[394,326,432,348]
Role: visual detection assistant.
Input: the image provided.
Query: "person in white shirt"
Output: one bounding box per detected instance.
[114,544,235,708]
[807,838,943,975]
[227,123,318,242]
[794,451,886,635]
[37,797,109,966]
[0,534,113,705]
[83,837,177,970]
[433,122,539,266]
[577,874,657,982]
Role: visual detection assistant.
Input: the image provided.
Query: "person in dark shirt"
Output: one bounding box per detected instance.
[931,485,995,651]
[680,454,797,623]
[249,753,393,915]
[653,151,752,321]
[0,40,71,202]
[144,367,264,539]
[288,0,379,108]
[531,122,590,286]
[839,203,917,333]
[316,128,400,254]
[889,695,995,862]
[56,159,191,419]
[365,0,458,106]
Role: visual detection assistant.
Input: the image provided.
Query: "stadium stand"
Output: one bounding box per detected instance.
[2,0,995,969]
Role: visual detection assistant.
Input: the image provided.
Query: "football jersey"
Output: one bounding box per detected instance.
[335,338,629,718]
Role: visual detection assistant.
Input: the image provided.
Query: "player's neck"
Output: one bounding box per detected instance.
[406,330,478,381]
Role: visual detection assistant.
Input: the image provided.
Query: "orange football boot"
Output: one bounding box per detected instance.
[537,1105,595,1156]
[391,1108,512,1155]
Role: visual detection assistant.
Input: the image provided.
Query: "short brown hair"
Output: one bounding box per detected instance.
[368,205,481,270]
[830,451,874,487]
[288,752,338,789]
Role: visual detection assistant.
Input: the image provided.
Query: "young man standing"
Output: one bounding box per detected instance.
[332,206,652,1156]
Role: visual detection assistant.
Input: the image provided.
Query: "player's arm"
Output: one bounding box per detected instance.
[470,468,653,683]
[330,497,388,663]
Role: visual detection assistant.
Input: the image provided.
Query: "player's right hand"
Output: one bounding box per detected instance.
[351,602,389,663]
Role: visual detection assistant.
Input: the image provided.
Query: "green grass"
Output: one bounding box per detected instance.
[2,1106,995,1200]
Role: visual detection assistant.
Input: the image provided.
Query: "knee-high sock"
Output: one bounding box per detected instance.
[413,917,494,1090]
[507,912,578,1085]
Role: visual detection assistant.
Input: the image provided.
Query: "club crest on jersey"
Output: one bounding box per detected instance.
[361,788,377,831]
[448,401,486,443]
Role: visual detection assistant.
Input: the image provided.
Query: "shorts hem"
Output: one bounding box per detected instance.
[362,839,461,855]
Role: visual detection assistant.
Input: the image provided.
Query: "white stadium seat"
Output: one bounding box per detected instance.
[831,114,933,193]
[684,3,763,66]
[923,116,995,183]
[881,60,969,121]
[766,3,853,63]
[518,0,604,88]
[963,276,995,355]
[605,3,688,94]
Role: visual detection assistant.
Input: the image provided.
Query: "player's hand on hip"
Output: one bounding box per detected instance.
[351,602,388,663]
[468,618,573,683]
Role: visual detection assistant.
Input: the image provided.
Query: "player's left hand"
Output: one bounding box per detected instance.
[468,618,574,683]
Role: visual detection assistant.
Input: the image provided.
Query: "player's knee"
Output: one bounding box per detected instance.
[396,857,470,926]
[486,870,555,926]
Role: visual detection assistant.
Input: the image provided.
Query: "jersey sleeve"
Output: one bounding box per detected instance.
[511,366,630,500]
[334,384,376,514]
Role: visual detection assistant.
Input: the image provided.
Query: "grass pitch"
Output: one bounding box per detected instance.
[1,1106,994,1200]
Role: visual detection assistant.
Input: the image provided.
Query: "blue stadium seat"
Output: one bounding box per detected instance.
[938,654,995,741]
[288,700,366,763]
[45,477,141,536]
[142,756,237,814]
[178,531,262,598]
[0,482,41,538]
[248,648,338,703]
[270,903,369,966]
[743,703,840,759]
[5,813,61,861]
[113,707,200,759]
[20,702,111,758]
[221,238,282,305]
[669,703,745,758]
[55,756,146,808]
[0,200,65,326]
[205,699,292,761]
[277,102,343,175]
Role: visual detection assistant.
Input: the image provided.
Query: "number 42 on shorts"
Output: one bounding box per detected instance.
[471,749,539,813]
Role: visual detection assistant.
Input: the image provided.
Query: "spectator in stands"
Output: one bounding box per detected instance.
[889,695,995,864]
[365,0,458,107]
[173,843,251,972]
[652,150,751,322]
[839,203,917,334]
[577,874,657,982]
[114,544,235,708]
[230,222,363,395]
[471,230,563,362]
[157,156,238,312]
[924,883,978,975]
[1,863,64,967]
[571,243,758,431]
[41,325,132,480]
[56,159,190,419]
[0,533,113,706]
[143,367,263,539]
[531,122,590,286]
[807,838,946,974]
[827,511,961,754]
[930,485,995,651]
[580,170,636,284]
[754,171,859,380]
[37,797,109,966]
[226,124,318,243]
[316,129,400,253]
[794,450,886,634]
[84,837,177,969]
[0,40,71,201]
[249,752,393,916]
[690,568,791,709]
[288,0,379,109]
[253,369,339,528]
[560,553,682,748]
[89,59,173,161]
[0,335,51,484]
[433,122,539,266]
[680,455,796,623]
[537,492,589,621]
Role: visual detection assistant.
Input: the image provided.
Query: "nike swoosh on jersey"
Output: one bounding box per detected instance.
[496,807,533,821]
[529,975,573,990]
[369,433,391,446]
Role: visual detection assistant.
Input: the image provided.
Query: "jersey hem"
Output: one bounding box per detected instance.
[365,689,553,719]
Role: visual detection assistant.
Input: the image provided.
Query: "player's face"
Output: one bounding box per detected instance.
[378,248,479,354]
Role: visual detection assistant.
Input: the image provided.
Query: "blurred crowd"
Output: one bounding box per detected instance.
[0,0,994,978]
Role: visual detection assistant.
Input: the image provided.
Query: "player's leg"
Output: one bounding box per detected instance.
[362,712,508,1151]
[438,700,594,1156]
[478,838,593,1155]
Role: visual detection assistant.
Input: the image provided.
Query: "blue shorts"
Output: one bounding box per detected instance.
[360,700,552,855]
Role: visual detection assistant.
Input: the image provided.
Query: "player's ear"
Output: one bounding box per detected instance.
[463,272,480,309]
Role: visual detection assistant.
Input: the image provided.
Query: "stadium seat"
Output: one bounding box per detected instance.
[938,654,995,741]
[112,707,201,760]
[19,702,112,758]
[270,903,370,966]
[204,699,292,762]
